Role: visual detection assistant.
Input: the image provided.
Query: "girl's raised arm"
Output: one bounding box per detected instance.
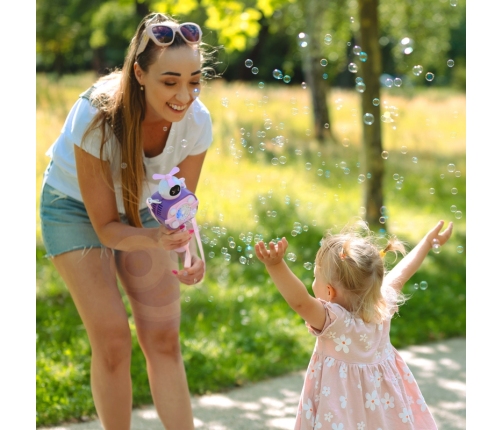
[383,220,453,292]
[255,238,327,331]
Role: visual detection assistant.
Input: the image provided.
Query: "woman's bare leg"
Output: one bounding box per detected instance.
[115,248,194,430]
[52,248,133,430]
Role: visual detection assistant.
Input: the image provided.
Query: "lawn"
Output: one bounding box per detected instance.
[36,72,465,427]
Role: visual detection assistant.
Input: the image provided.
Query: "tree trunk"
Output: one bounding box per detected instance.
[301,0,334,143]
[358,0,384,231]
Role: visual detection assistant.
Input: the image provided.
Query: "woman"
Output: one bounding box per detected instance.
[39,12,216,429]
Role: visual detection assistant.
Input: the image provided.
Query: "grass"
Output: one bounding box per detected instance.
[36,72,466,427]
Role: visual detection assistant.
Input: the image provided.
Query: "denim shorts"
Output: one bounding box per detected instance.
[40,183,159,258]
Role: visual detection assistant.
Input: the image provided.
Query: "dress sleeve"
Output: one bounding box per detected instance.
[306,300,342,337]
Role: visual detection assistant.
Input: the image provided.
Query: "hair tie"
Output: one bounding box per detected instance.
[339,251,346,261]
[379,250,387,258]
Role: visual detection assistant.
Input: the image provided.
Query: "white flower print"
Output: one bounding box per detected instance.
[315,394,320,403]
[370,370,383,387]
[407,395,414,404]
[401,365,414,382]
[303,398,314,419]
[339,395,347,408]
[339,363,347,379]
[417,395,427,411]
[357,382,362,390]
[391,375,399,386]
[343,316,352,327]
[324,412,333,422]
[375,351,381,360]
[399,407,412,423]
[357,422,366,430]
[364,340,373,351]
[365,390,381,410]
[325,357,335,367]
[327,330,337,339]
[360,334,368,342]
[315,380,319,389]
[322,386,331,396]
[335,335,352,353]
[332,423,344,430]
[309,362,322,379]
[381,393,395,409]
[314,413,322,429]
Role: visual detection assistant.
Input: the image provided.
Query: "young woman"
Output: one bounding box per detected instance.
[39,12,217,429]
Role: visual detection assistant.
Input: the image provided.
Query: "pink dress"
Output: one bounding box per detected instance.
[294,300,437,430]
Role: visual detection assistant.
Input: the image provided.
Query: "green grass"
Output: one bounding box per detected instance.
[36,72,465,427]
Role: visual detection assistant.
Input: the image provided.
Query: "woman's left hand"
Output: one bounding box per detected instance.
[172,255,205,285]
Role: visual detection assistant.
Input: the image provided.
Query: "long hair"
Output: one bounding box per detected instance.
[315,220,408,323]
[82,12,218,226]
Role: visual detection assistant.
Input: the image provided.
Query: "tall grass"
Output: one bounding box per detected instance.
[36,72,465,427]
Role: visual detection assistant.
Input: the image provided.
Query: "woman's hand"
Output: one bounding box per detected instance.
[426,220,453,248]
[255,237,288,267]
[157,225,193,251]
[172,255,205,285]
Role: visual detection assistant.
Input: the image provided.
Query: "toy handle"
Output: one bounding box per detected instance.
[175,219,205,269]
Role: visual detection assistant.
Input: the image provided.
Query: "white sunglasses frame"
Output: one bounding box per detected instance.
[135,22,202,58]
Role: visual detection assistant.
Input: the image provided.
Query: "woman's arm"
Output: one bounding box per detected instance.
[255,238,326,330]
[383,220,453,292]
[74,145,192,252]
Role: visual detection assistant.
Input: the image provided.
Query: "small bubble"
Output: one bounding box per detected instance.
[450,0,457,6]
[360,52,368,62]
[258,82,265,89]
[447,163,455,172]
[450,205,457,212]
[358,174,366,183]
[273,69,283,79]
[303,262,313,270]
[180,139,188,148]
[166,146,174,154]
[305,162,312,170]
[381,151,389,159]
[322,73,328,80]
[419,281,428,290]
[348,63,358,73]
[239,256,247,264]
[271,157,279,165]
[287,253,297,262]
[283,75,291,83]
[447,59,455,67]
[412,65,423,76]
[429,188,435,194]
[320,59,328,66]
[324,34,332,45]
[412,157,418,163]
[425,72,435,82]
[413,283,419,290]
[353,45,362,55]
[185,296,191,302]
[372,98,380,106]
[245,59,253,68]
[455,211,462,219]
[279,156,287,164]
[451,188,458,195]
[355,77,364,84]
[301,82,307,89]
[363,113,375,125]
[163,126,168,131]
[456,245,464,254]
[385,78,393,88]
[432,238,441,254]
[394,77,402,87]
[401,146,407,154]
[342,138,350,147]
[221,97,229,107]
[455,171,461,177]
[379,217,386,224]
[252,67,259,74]
[356,82,366,93]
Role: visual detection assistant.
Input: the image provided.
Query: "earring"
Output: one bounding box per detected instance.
[140,85,144,91]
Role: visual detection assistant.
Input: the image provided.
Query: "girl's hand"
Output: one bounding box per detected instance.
[426,220,453,247]
[255,237,288,267]
[172,255,205,285]
[157,225,193,251]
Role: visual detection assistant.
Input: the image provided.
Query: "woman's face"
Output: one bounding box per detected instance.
[135,45,202,124]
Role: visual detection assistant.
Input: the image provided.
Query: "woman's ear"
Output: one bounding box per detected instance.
[133,62,145,86]
[327,284,337,302]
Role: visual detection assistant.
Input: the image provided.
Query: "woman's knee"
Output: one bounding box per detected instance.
[91,327,132,371]
[137,326,182,359]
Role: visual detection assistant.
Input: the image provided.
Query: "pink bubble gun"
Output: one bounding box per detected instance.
[146,167,204,269]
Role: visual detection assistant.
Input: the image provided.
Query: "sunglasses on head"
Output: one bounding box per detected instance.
[135,22,202,58]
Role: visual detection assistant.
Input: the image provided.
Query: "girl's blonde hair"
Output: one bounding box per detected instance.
[315,220,408,323]
[82,12,218,227]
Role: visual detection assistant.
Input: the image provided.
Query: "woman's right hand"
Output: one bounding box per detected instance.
[157,225,193,251]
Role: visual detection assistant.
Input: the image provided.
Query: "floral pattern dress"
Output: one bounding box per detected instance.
[294,300,437,430]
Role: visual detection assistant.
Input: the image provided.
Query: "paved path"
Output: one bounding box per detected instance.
[40,337,466,430]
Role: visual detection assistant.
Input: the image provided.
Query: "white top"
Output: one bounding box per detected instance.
[44,90,212,214]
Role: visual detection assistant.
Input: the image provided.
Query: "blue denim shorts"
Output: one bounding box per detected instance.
[40,183,159,258]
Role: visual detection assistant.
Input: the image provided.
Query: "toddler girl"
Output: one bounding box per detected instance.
[255,219,453,430]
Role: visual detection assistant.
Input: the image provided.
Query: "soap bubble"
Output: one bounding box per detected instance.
[273,69,283,79]
[394,77,402,87]
[456,246,464,254]
[451,188,458,195]
[381,151,389,159]
[283,75,291,83]
[252,67,259,74]
[432,238,441,254]
[447,59,455,67]
[412,65,423,76]
[372,98,380,106]
[385,78,393,87]
[419,281,428,290]
[363,113,375,125]
[298,32,309,48]
[425,72,435,81]
[348,63,358,73]
[356,82,366,93]
[221,97,229,107]
[360,52,368,62]
[320,59,328,66]
[413,283,419,290]
[400,37,414,54]
[303,262,313,270]
[429,188,435,194]
[455,211,462,219]
[245,59,253,68]
[447,163,455,172]
[353,45,362,55]
[301,82,307,89]
[358,174,366,183]
[239,256,247,264]
[287,253,297,262]
[324,34,332,45]
[181,139,188,148]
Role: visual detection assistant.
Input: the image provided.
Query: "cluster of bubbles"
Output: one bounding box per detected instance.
[413,281,429,290]
[400,37,414,55]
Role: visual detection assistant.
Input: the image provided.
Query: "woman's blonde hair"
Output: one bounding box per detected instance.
[82,12,218,227]
[315,220,408,323]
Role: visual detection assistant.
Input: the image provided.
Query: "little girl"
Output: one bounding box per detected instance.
[255,219,453,430]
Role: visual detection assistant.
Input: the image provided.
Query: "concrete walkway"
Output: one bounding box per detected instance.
[40,337,466,430]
